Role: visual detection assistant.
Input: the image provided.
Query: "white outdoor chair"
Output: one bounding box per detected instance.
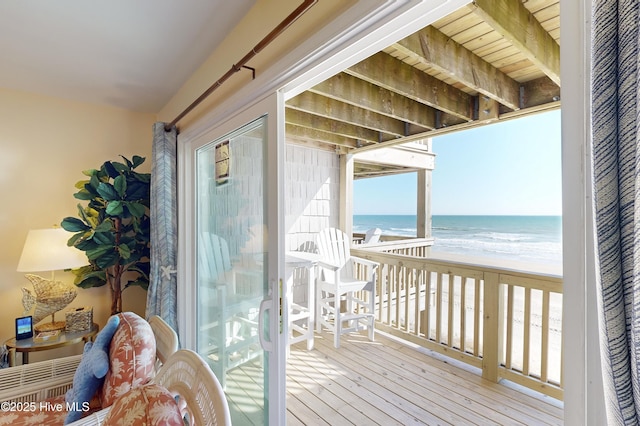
[315,228,379,348]
[198,232,262,388]
[363,227,382,244]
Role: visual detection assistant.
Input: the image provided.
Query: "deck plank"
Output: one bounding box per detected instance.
[288,353,399,425]
[388,340,563,423]
[311,335,499,425]
[286,331,563,425]
[226,330,564,425]
[363,335,563,425]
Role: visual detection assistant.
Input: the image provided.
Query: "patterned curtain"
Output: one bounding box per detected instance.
[146,122,179,335]
[592,0,640,423]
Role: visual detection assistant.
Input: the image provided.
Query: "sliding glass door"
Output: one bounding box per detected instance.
[179,93,285,425]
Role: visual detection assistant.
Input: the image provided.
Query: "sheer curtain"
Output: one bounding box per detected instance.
[592,0,640,423]
[146,122,179,334]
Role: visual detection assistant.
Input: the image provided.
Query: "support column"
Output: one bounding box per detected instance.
[417,139,434,248]
[417,169,432,238]
[339,153,354,237]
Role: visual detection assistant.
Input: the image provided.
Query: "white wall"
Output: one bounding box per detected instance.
[285,144,340,252]
[285,143,341,305]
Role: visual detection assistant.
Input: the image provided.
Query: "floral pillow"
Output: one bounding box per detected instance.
[99,312,156,408]
[103,383,183,426]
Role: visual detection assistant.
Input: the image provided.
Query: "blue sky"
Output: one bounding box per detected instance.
[353,109,562,216]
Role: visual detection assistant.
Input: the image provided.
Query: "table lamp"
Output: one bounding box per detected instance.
[17,228,88,332]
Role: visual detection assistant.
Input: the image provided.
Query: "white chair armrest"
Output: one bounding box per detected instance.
[350,256,380,269]
[0,354,81,402]
[317,260,341,271]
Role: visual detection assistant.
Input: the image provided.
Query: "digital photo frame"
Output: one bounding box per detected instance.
[15,316,33,340]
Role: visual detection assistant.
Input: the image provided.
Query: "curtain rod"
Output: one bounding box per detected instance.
[165,0,318,132]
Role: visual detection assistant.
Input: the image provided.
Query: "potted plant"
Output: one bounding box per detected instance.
[61,155,151,314]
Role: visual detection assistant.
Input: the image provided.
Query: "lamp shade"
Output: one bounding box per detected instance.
[17,228,88,272]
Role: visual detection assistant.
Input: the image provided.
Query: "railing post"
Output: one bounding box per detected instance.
[482,272,504,382]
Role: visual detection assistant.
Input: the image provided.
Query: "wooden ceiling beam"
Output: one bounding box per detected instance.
[470,0,561,86]
[310,72,437,130]
[520,76,560,108]
[345,51,474,121]
[285,109,394,144]
[393,26,521,110]
[354,146,435,170]
[287,91,407,137]
[353,101,561,153]
[285,123,360,149]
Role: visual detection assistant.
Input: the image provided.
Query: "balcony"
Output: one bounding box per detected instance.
[225,237,564,424]
[352,239,563,401]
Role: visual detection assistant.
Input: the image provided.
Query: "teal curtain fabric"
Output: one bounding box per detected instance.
[592,0,640,423]
[146,123,179,336]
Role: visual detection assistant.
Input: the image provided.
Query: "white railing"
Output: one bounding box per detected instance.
[353,234,434,257]
[351,247,563,400]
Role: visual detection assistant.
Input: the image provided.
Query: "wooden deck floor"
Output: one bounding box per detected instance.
[286,331,564,426]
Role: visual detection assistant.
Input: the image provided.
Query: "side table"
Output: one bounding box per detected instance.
[4,323,99,366]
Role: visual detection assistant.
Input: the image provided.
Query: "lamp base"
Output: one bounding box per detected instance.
[35,321,66,333]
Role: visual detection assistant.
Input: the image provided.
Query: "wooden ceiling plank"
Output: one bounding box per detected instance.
[434,10,483,38]
[533,4,560,22]
[346,51,473,121]
[449,22,495,46]
[394,26,520,110]
[525,0,560,15]
[471,0,561,85]
[461,31,504,52]
[473,39,513,58]
[431,6,474,29]
[286,91,407,137]
[310,72,437,129]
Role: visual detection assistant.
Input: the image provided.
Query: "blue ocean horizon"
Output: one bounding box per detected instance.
[353,214,562,265]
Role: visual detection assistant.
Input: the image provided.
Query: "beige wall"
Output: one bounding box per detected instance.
[0,0,352,364]
[0,88,154,362]
[158,0,354,128]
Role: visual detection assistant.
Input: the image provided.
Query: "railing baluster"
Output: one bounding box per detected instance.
[436,273,442,343]
[505,284,514,370]
[386,264,393,326]
[414,268,421,336]
[523,287,531,376]
[404,266,410,332]
[474,278,481,357]
[541,290,550,383]
[395,265,401,329]
[460,277,466,353]
[424,271,432,339]
[448,275,454,347]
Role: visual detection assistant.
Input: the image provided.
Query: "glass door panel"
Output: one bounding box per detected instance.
[196,115,268,425]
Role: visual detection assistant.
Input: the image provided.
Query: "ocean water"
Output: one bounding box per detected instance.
[353,215,562,266]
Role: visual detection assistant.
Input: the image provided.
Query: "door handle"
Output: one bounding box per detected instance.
[259,297,273,352]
